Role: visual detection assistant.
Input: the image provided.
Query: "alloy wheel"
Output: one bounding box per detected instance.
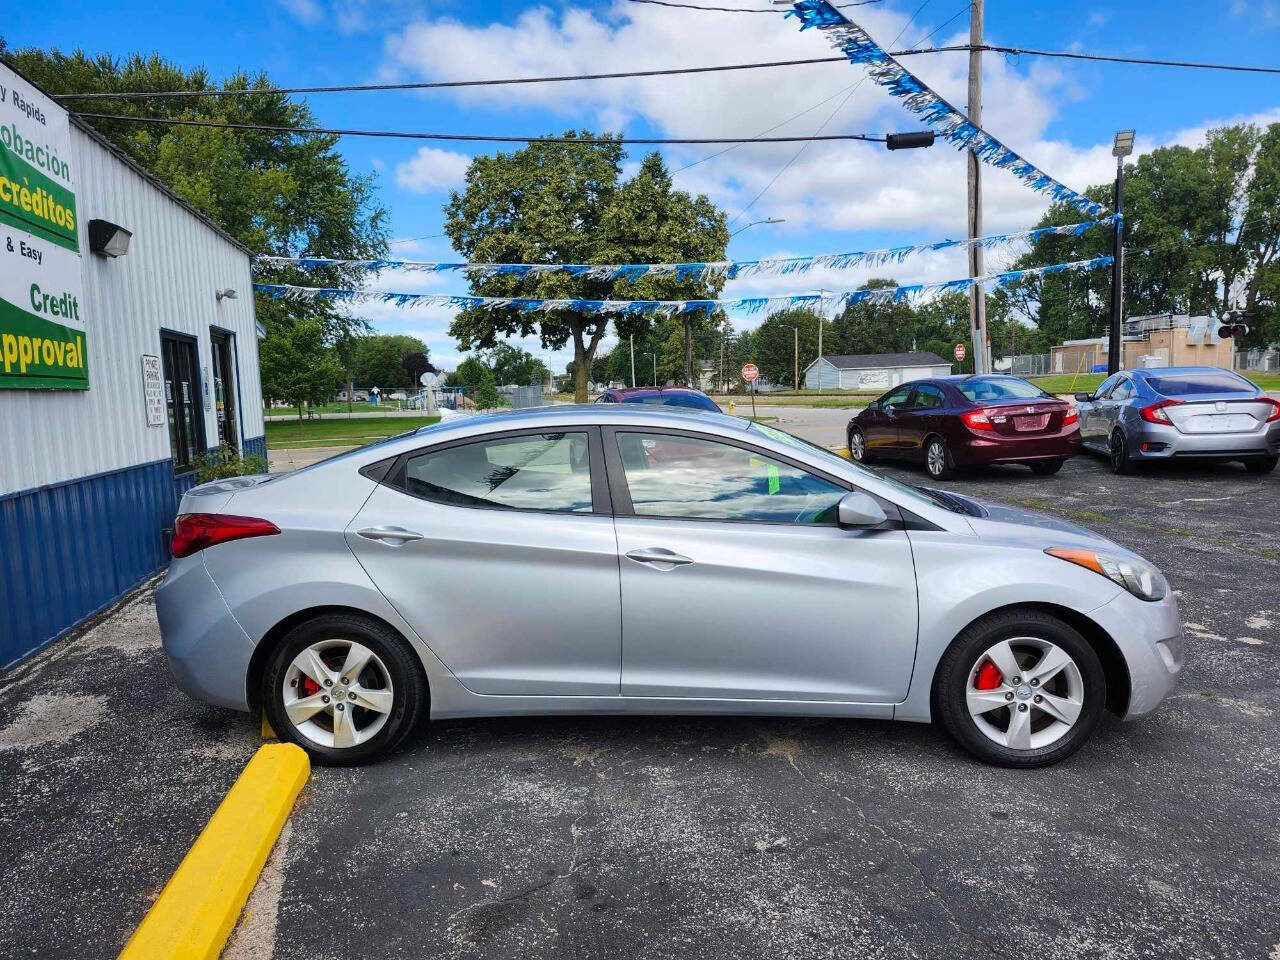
[927,441,947,478]
[849,430,866,461]
[966,637,1084,751]
[282,639,395,749]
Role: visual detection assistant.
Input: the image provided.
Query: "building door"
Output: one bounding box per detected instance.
[160,333,204,473]
[210,329,239,449]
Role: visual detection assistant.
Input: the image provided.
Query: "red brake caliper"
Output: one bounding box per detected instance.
[301,675,320,697]
[973,659,1004,691]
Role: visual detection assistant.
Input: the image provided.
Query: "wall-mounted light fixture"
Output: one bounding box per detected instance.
[88,219,133,258]
[216,288,238,303]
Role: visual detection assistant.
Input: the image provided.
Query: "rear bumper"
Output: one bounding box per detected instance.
[1088,588,1183,718]
[954,430,1082,465]
[1128,421,1280,460]
[156,556,255,712]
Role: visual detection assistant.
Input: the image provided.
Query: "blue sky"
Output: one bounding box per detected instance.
[8,0,1280,369]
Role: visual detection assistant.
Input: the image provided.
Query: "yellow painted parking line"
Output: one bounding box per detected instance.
[829,446,853,460]
[118,743,309,960]
[260,713,277,740]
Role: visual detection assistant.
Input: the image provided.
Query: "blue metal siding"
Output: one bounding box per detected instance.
[1,459,188,669]
[243,435,267,462]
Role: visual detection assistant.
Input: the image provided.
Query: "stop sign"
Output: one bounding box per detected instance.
[954,343,966,363]
[741,363,759,382]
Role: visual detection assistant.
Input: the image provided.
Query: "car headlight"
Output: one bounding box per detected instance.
[1046,547,1168,601]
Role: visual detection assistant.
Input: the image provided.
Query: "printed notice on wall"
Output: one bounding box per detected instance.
[142,354,164,426]
[0,62,87,390]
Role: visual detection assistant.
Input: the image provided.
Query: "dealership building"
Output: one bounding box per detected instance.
[1,62,266,667]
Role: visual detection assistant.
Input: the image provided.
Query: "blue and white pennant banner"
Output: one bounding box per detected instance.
[254,256,1112,318]
[786,0,1106,217]
[255,217,1112,281]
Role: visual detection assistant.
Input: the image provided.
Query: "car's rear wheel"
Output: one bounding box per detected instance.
[1029,459,1064,476]
[848,426,872,463]
[924,436,956,480]
[1244,455,1277,474]
[262,613,426,765]
[1109,428,1138,475]
[933,609,1106,768]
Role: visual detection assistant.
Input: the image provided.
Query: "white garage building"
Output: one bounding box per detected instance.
[1,61,266,668]
[803,351,953,391]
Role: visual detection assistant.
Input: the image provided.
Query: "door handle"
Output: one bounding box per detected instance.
[625,548,694,569]
[357,526,424,546]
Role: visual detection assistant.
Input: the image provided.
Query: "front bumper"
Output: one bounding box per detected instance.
[156,556,256,712]
[955,430,1082,466]
[1129,420,1280,460]
[1088,587,1183,718]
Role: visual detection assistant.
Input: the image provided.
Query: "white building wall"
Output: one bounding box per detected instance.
[0,123,262,496]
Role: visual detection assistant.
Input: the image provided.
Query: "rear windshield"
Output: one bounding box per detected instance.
[623,393,719,411]
[1146,372,1254,396]
[957,377,1048,402]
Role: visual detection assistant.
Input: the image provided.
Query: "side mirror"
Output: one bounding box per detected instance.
[837,490,887,529]
[1073,392,1093,403]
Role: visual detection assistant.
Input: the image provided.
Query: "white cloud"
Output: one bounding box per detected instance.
[394,146,473,193]
[277,0,323,25]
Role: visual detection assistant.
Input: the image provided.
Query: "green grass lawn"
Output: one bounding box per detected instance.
[1029,370,1280,395]
[265,416,439,449]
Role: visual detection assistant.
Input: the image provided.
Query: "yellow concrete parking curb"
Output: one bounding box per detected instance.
[118,743,310,960]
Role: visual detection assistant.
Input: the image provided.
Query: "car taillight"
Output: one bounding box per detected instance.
[961,408,994,430]
[171,514,280,558]
[1139,398,1184,424]
[1263,398,1280,423]
[1062,408,1078,427]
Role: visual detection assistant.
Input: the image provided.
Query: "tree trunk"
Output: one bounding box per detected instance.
[573,336,589,403]
[683,320,694,387]
[296,401,304,436]
[346,379,354,412]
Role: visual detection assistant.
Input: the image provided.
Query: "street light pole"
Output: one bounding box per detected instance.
[630,334,636,388]
[967,0,987,376]
[1108,130,1135,376]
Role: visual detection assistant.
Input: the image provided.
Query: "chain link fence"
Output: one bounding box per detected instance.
[1005,354,1052,377]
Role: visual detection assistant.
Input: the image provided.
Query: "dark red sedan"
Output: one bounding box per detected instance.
[846,375,1081,480]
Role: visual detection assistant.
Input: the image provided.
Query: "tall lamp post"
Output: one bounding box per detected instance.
[1108,129,1135,376]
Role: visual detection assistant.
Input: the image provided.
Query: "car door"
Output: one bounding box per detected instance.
[1078,374,1119,445]
[605,427,919,704]
[896,383,947,460]
[1099,376,1134,440]
[346,427,622,696]
[865,384,914,457]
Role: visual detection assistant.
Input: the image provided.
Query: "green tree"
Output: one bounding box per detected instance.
[444,138,728,402]
[485,342,550,386]
[350,335,430,389]
[259,319,345,427]
[750,309,820,388]
[3,46,389,385]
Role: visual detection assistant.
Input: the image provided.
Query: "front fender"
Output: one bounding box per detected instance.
[895,532,1122,722]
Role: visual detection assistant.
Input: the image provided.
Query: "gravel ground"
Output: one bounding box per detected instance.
[1,451,1276,960]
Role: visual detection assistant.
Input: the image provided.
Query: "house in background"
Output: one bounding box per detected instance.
[1050,314,1236,375]
[803,351,952,391]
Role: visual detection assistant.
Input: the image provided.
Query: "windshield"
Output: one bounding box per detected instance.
[957,376,1049,402]
[624,393,719,411]
[1146,372,1254,396]
[748,421,952,512]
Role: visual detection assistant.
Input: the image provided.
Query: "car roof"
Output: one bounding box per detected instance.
[1130,366,1244,377]
[416,403,747,439]
[614,386,708,396]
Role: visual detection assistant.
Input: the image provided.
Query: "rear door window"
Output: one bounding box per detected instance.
[401,432,594,513]
[909,385,946,409]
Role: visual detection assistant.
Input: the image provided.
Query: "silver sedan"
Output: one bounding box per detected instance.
[157,406,1183,767]
[1075,366,1280,474]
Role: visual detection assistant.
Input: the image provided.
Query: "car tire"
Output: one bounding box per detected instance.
[1244,455,1278,475]
[923,436,956,481]
[1029,459,1064,476]
[262,612,427,766]
[848,426,874,463]
[933,609,1107,768]
[1109,428,1138,475]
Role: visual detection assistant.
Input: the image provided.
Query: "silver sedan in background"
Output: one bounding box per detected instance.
[1075,366,1280,474]
[157,406,1182,768]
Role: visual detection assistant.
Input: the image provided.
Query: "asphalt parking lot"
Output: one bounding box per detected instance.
[1,451,1277,960]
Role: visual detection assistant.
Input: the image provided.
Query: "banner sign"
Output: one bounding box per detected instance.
[256,217,1114,282]
[786,0,1106,218]
[0,63,87,390]
[255,256,1113,320]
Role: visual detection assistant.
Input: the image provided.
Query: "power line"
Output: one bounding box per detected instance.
[70,112,890,144]
[623,0,880,10]
[907,1,971,50]
[48,44,1280,103]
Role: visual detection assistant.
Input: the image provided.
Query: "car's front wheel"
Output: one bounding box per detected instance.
[933,609,1106,767]
[262,613,427,765]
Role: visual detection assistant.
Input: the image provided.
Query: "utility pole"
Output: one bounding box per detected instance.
[967,0,987,375]
[816,290,826,393]
[794,326,799,393]
[630,335,636,388]
[1108,130,1135,376]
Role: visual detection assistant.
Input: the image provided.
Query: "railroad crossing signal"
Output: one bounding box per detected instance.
[1218,311,1251,339]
